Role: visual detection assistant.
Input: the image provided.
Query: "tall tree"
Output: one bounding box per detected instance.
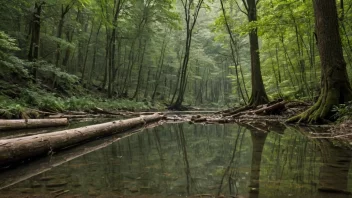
[170,0,205,109]
[288,0,352,123]
[236,0,269,106]
[28,1,45,62]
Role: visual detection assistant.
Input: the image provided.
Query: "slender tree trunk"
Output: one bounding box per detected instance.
[170,0,204,109]
[152,37,167,101]
[62,30,74,70]
[81,21,94,83]
[133,39,147,100]
[55,5,71,68]
[89,22,102,86]
[220,0,248,105]
[28,2,43,62]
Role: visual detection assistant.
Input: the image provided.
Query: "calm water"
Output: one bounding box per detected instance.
[0,123,351,198]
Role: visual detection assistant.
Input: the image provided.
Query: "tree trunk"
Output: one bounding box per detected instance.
[170,0,204,110]
[288,0,352,123]
[81,21,94,83]
[133,39,147,100]
[28,2,43,62]
[62,30,74,70]
[247,0,269,106]
[55,5,71,68]
[0,118,68,131]
[0,114,164,166]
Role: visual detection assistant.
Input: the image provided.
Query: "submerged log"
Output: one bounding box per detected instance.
[0,118,68,131]
[0,113,164,166]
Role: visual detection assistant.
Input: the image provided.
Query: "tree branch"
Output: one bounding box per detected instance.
[241,0,249,12]
[235,1,248,15]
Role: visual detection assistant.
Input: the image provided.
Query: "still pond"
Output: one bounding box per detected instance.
[0,122,351,198]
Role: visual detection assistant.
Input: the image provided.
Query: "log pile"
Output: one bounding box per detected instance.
[0,113,164,166]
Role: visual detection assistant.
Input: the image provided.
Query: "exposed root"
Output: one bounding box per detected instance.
[286,96,333,124]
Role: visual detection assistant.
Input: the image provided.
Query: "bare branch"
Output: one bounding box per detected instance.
[241,0,249,12]
[235,1,248,16]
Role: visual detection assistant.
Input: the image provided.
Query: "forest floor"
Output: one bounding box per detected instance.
[166,99,311,124]
[165,99,352,144]
[0,76,168,120]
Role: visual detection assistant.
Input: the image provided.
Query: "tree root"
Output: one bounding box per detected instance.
[286,96,332,124]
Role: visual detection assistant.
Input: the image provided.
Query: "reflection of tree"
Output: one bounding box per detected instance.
[153,127,170,193]
[176,124,195,196]
[248,130,268,198]
[318,140,351,196]
[217,127,245,196]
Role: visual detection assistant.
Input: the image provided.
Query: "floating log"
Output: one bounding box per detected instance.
[0,113,164,166]
[0,123,160,190]
[0,118,68,131]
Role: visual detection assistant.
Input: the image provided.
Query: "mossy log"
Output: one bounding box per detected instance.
[0,114,164,166]
[0,118,68,131]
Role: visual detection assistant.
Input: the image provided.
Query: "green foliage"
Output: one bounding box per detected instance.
[332,101,352,121]
[65,97,96,111]
[0,104,27,119]
[0,31,29,79]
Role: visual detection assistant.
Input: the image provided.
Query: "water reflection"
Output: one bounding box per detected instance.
[0,123,351,198]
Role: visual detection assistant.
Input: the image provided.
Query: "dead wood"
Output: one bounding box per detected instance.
[0,118,68,131]
[252,101,287,115]
[48,114,89,119]
[223,106,252,117]
[0,113,164,166]
[92,107,122,115]
[0,124,160,189]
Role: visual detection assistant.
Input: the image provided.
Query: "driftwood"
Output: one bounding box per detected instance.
[0,113,164,166]
[0,118,68,131]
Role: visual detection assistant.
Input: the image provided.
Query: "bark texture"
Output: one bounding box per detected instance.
[288,0,352,123]
[0,114,163,166]
[247,0,269,106]
[0,118,68,131]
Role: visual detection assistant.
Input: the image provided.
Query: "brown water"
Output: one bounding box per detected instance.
[0,123,351,198]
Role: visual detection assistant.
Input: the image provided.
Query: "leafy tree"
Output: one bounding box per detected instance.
[235,0,269,106]
[288,0,352,123]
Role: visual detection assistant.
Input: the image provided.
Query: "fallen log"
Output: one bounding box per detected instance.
[92,107,122,115]
[48,114,90,119]
[0,118,68,131]
[0,113,164,166]
[252,101,287,115]
[0,123,160,190]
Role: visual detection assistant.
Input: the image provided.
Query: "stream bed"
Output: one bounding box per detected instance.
[0,122,351,198]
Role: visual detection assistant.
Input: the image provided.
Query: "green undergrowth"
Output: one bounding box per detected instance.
[332,101,352,122]
[0,91,165,119]
[0,31,165,119]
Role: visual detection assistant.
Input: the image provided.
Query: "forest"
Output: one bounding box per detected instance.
[1,0,352,123]
[2,1,352,197]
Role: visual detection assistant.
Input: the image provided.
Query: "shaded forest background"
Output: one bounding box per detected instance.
[1,0,352,115]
